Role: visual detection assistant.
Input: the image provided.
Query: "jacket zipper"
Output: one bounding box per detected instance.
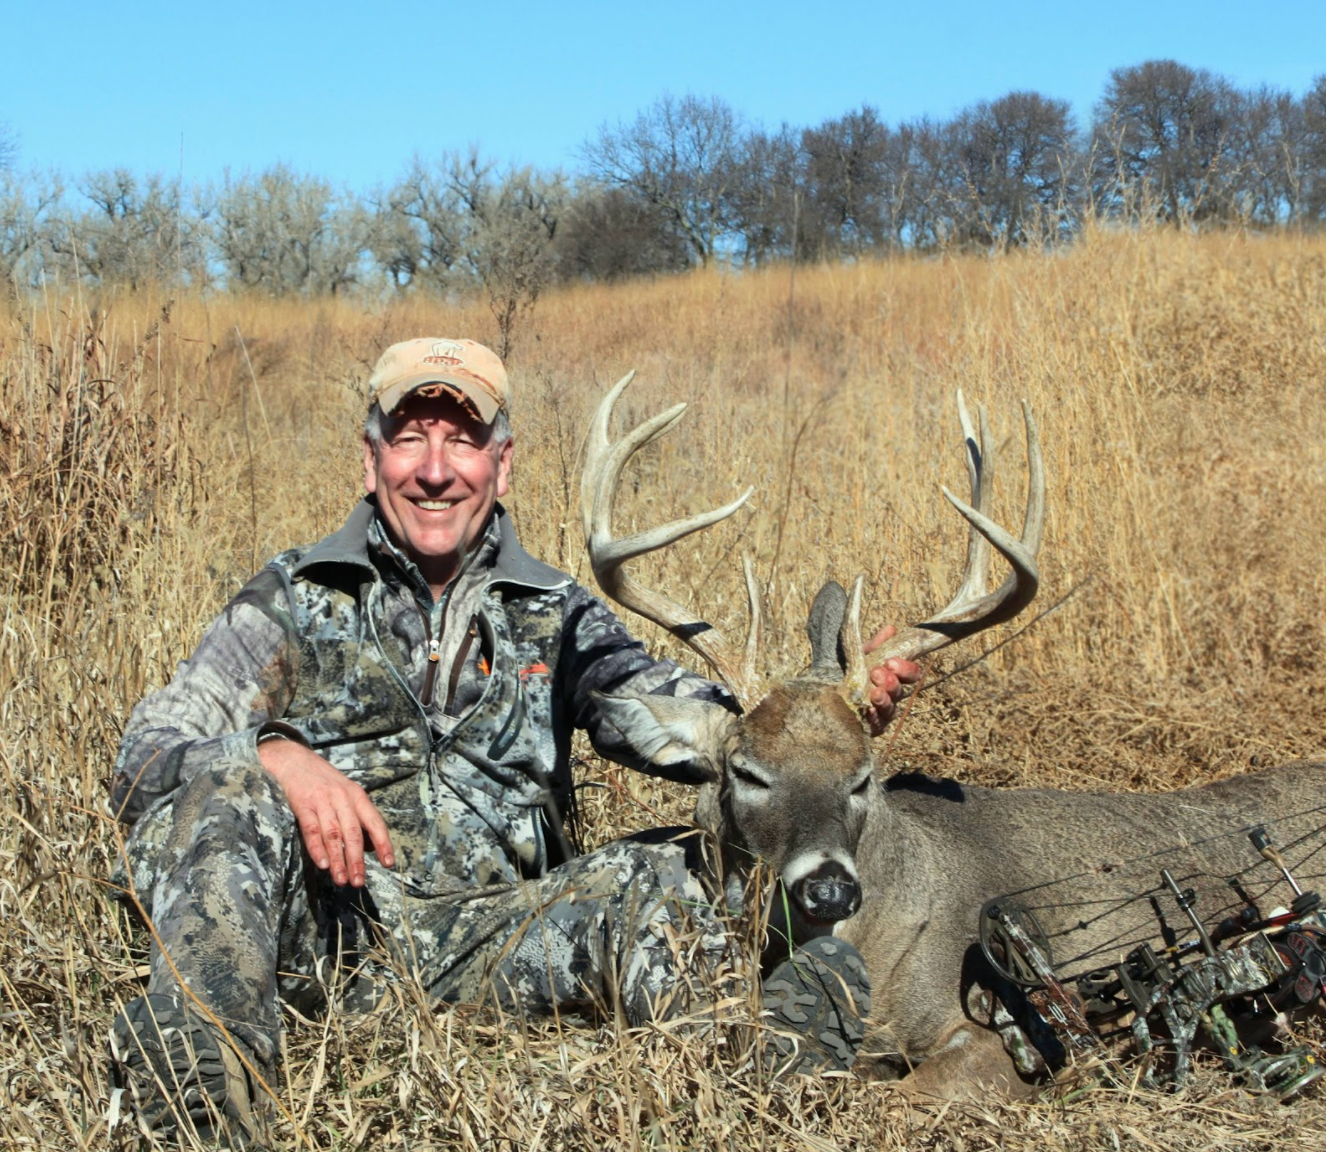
[365,582,499,759]
[419,602,442,705]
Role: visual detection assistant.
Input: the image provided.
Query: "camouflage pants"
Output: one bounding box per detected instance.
[115,763,735,1073]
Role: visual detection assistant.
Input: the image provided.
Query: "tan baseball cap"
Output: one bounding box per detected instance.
[367,338,510,423]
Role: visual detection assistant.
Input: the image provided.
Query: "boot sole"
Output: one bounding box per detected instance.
[762,936,872,1074]
[109,993,249,1140]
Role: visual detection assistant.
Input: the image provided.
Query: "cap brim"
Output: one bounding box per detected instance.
[375,372,502,423]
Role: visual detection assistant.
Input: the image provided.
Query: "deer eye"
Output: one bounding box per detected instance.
[851,773,874,798]
[729,757,770,789]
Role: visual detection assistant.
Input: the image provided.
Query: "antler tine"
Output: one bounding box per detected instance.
[740,556,763,695]
[869,396,1044,666]
[581,371,685,546]
[1014,399,1046,559]
[581,372,757,707]
[842,574,868,705]
[952,390,993,604]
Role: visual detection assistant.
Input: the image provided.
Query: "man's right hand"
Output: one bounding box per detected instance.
[258,738,395,887]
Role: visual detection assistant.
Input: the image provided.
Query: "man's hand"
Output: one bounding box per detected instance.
[861,625,923,738]
[258,738,395,887]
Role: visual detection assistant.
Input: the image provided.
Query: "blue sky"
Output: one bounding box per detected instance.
[4,0,1322,193]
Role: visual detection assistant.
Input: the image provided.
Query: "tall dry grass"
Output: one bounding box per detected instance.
[2,226,1325,1150]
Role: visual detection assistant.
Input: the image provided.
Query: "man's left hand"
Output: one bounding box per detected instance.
[862,625,922,737]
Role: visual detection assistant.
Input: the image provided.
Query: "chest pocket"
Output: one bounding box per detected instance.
[280,575,428,790]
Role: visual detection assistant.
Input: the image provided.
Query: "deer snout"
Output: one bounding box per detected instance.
[787,856,862,925]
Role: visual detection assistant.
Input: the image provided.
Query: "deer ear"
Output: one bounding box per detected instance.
[591,691,737,779]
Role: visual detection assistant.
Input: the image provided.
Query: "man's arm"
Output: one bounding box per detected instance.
[112,566,394,888]
[558,586,734,782]
[257,738,394,887]
[557,587,921,777]
[111,568,303,822]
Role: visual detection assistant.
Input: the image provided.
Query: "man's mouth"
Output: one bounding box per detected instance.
[414,499,457,511]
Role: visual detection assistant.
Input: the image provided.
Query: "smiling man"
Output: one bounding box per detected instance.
[107,338,917,1145]
[363,339,514,595]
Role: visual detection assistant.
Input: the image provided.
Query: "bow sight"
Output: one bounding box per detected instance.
[979,825,1326,1098]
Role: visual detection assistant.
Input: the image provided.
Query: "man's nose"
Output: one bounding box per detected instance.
[417,443,455,487]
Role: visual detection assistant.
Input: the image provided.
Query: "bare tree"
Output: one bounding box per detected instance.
[208,165,367,295]
[373,151,564,354]
[1216,85,1304,226]
[727,124,802,263]
[47,170,198,289]
[0,172,60,289]
[1302,75,1326,223]
[555,185,690,280]
[1091,60,1237,223]
[582,94,743,266]
[460,158,566,358]
[365,188,426,289]
[371,158,471,291]
[0,123,17,174]
[947,91,1079,249]
[895,117,961,251]
[799,105,893,258]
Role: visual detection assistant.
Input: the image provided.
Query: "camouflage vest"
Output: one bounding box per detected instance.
[269,505,576,897]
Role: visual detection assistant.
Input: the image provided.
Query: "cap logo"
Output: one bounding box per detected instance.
[421,339,467,368]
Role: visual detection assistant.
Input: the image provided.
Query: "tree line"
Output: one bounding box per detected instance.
[3,60,1325,325]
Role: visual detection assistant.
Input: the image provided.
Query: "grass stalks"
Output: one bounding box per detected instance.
[2,225,1324,1148]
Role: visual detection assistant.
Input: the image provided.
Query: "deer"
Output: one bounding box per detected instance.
[579,372,1326,1098]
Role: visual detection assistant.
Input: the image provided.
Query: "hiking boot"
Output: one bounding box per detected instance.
[761,935,871,1075]
[109,993,261,1147]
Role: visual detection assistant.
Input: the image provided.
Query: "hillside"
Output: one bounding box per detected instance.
[3,226,1324,1149]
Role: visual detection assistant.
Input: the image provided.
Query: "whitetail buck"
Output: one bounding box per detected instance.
[582,373,1326,1097]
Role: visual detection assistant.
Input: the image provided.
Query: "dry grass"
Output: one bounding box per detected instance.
[3,224,1325,1150]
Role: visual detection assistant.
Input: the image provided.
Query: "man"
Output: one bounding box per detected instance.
[108,338,918,1145]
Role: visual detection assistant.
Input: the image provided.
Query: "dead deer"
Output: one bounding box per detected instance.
[582,372,1326,1097]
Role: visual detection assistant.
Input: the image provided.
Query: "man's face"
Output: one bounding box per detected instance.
[363,393,513,590]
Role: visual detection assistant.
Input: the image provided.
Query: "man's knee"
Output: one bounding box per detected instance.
[169,761,294,850]
[176,759,286,815]
[603,829,709,902]
[538,834,715,952]
[117,760,297,902]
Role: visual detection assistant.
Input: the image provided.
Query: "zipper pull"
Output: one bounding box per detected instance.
[421,635,442,705]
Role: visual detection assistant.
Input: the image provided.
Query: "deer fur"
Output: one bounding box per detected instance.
[597,634,1326,1098]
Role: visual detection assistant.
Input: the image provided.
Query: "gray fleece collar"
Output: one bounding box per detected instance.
[291,498,570,592]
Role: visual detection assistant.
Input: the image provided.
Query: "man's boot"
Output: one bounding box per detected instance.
[760,936,872,1075]
[109,993,262,1147]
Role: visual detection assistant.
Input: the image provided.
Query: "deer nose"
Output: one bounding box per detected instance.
[794,860,862,924]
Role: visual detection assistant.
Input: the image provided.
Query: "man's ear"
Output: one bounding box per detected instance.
[363,436,378,495]
[496,434,513,499]
[591,691,737,779]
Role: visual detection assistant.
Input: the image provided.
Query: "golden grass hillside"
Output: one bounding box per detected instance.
[2,226,1325,1150]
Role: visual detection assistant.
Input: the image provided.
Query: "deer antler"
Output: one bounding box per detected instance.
[581,371,760,708]
[842,391,1044,700]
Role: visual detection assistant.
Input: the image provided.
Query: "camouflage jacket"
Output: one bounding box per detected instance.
[111,499,731,896]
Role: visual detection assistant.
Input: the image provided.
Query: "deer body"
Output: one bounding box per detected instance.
[667,668,1326,1093]
[837,760,1326,1089]
[580,373,1325,1096]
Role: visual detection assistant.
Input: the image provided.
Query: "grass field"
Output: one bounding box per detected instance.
[3,224,1325,1150]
